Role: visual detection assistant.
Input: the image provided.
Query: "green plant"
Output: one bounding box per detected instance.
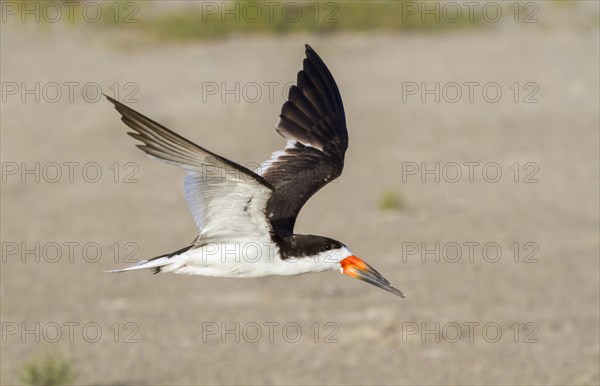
[20,353,77,386]
[135,0,483,41]
[379,190,405,211]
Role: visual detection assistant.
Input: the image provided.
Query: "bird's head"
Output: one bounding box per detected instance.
[303,236,405,298]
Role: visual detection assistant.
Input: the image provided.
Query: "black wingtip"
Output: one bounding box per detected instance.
[305,44,317,58]
[104,94,127,111]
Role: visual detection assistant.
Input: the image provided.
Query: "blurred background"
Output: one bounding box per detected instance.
[1,1,599,385]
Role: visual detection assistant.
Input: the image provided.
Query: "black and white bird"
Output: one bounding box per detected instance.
[106,45,404,298]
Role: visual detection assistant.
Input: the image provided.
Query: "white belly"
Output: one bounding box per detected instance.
[162,241,339,278]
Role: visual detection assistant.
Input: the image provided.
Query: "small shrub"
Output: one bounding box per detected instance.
[379,190,405,211]
[20,353,77,386]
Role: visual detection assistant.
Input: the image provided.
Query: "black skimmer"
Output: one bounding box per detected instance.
[106,45,404,298]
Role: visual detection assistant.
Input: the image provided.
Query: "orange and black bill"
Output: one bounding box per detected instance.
[340,256,405,298]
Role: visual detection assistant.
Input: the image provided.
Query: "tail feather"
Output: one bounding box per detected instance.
[104,256,172,273]
[105,244,194,274]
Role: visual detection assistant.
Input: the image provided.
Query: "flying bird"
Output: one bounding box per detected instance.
[106,45,404,298]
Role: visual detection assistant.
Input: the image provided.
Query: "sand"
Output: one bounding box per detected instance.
[1,3,599,385]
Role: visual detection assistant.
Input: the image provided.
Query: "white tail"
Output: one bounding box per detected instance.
[104,256,172,273]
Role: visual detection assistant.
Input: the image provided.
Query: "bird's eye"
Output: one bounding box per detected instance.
[325,244,332,250]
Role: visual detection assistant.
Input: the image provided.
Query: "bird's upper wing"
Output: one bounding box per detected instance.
[257,44,348,237]
[106,96,275,242]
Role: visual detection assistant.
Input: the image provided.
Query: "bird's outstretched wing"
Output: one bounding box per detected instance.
[106,95,275,242]
[257,44,348,237]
